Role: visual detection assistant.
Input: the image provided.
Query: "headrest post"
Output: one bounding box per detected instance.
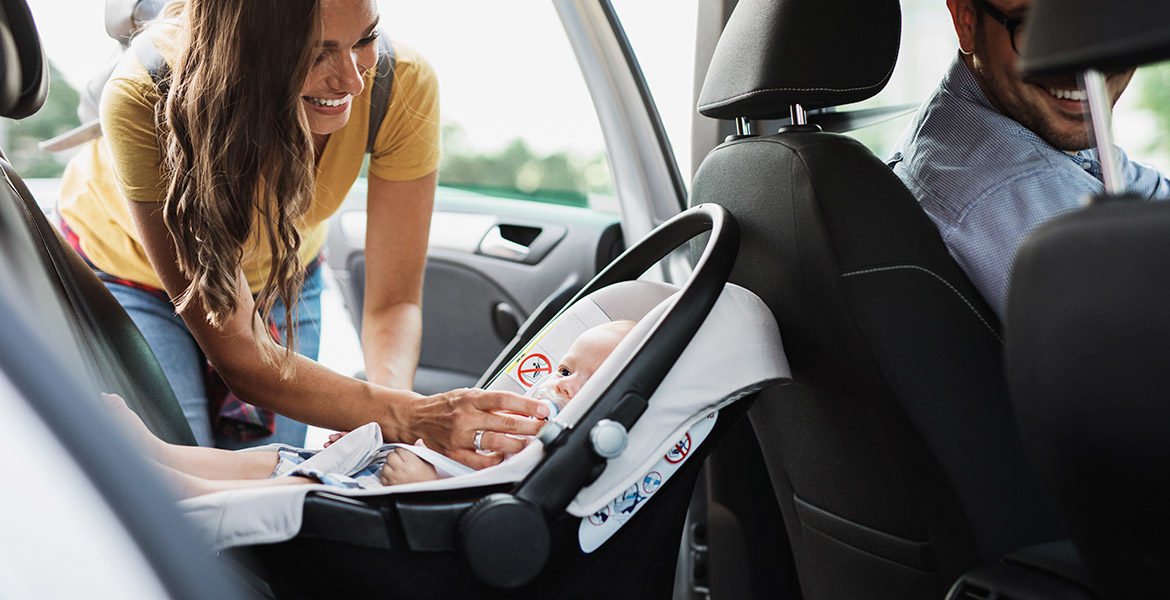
[735,117,753,137]
[790,104,808,126]
[1081,69,1124,198]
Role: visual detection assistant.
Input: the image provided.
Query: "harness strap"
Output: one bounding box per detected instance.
[130,31,396,155]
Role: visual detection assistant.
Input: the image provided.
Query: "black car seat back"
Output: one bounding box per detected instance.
[1007,201,1170,599]
[0,0,194,445]
[690,0,1064,597]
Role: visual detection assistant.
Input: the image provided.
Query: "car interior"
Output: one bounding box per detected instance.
[3,0,1170,597]
[693,0,1073,597]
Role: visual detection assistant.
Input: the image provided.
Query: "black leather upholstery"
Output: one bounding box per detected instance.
[691,0,1065,596]
[0,0,47,118]
[1007,201,1170,599]
[696,0,900,118]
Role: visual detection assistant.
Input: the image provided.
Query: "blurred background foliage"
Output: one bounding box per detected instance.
[437,123,613,208]
[1134,62,1170,169]
[2,63,80,177]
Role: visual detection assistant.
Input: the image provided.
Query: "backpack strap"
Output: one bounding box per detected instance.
[130,30,394,155]
[367,32,397,154]
[129,31,169,91]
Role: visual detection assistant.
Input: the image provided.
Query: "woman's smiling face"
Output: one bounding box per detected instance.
[300,0,380,138]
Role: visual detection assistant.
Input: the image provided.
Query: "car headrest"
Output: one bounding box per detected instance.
[0,0,48,119]
[697,0,900,119]
[105,0,167,46]
[1020,0,1170,76]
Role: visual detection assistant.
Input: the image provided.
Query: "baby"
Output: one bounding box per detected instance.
[104,319,635,497]
[381,319,636,485]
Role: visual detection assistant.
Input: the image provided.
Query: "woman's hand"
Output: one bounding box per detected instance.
[393,388,549,469]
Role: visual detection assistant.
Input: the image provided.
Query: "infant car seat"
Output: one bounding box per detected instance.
[179,204,791,599]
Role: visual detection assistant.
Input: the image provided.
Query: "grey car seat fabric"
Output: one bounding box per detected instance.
[690,0,1065,597]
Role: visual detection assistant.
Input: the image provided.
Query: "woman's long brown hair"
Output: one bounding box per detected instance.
[158,0,321,375]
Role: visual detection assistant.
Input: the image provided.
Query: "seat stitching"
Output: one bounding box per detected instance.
[840,265,1002,343]
[698,61,898,108]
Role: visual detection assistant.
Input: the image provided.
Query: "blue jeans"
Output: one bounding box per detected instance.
[106,267,324,449]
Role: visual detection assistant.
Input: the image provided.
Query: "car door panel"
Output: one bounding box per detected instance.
[326,185,622,395]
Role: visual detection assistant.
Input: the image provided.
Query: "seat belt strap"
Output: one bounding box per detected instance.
[130,31,396,157]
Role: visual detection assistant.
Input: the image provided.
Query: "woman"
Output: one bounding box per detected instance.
[57,0,545,465]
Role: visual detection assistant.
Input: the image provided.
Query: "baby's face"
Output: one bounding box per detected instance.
[536,322,630,405]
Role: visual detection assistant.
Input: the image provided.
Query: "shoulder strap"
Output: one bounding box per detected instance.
[129,31,170,91]
[367,32,396,154]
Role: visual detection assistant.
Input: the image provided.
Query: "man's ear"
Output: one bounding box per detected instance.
[946,0,978,54]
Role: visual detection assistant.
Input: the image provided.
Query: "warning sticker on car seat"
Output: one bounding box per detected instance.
[516,353,552,387]
[503,301,609,391]
[578,411,719,553]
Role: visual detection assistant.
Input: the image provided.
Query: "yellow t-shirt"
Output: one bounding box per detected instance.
[58,21,440,293]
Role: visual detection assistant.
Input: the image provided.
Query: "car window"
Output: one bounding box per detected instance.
[1115,61,1170,174]
[378,1,618,213]
[609,0,699,184]
[852,0,1170,174]
[13,1,621,214]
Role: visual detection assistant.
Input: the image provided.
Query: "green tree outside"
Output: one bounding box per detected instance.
[438,123,614,209]
[1133,62,1170,171]
[4,62,81,178]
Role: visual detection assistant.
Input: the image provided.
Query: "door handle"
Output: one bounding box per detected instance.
[478,226,531,262]
[476,223,566,265]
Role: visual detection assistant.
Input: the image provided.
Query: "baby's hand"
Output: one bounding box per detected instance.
[323,431,348,448]
[381,448,439,485]
[101,393,148,434]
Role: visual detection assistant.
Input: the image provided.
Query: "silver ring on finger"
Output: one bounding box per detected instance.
[473,429,486,452]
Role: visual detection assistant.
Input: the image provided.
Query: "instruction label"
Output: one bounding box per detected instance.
[578,412,719,553]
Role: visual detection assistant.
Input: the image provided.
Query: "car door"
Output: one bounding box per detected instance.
[326,0,687,395]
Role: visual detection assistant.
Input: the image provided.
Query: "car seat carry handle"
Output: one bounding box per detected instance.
[456,203,739,589]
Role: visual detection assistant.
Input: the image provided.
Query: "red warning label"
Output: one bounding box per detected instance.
[517,353,552,387]
[665,433,692,464]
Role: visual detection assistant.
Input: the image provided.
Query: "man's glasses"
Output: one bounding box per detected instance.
[971,0,1028,55]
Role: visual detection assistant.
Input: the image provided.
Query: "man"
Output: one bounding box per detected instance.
[889,0,1170,318]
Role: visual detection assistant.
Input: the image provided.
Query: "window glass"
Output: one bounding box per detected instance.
[378,0,616,212]
[853,0,1170,174]
[848,0,958,159]
[8,2,115,190]
[608,0,699,182]
[1115,62,1170,174]
[14,1,618,213]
